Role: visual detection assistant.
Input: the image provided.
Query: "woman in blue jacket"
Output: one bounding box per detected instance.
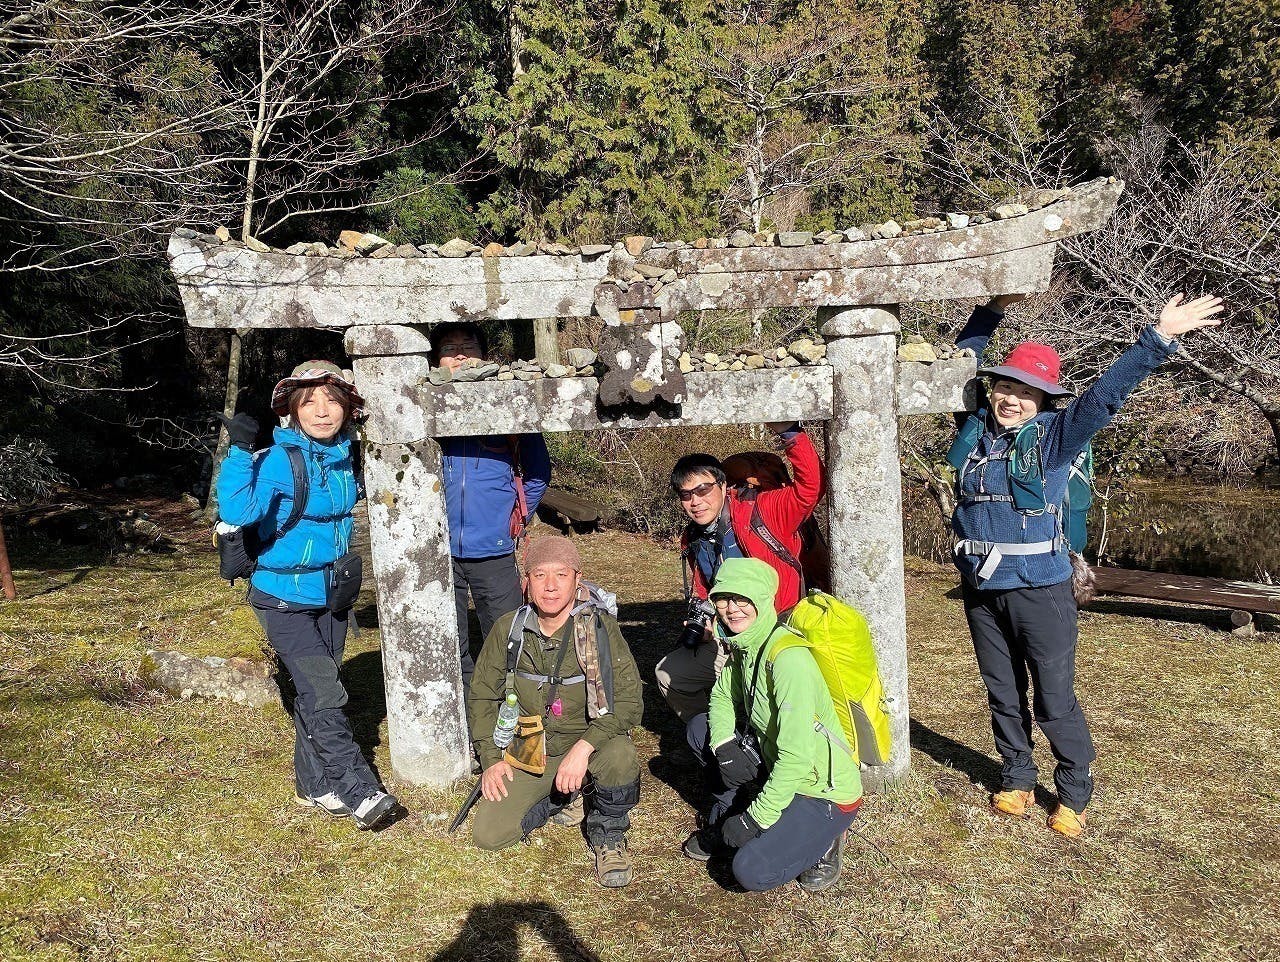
[217,361,398,831]
[951,293,1223,837]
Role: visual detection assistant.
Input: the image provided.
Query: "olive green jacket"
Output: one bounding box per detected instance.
[470,607,641,769]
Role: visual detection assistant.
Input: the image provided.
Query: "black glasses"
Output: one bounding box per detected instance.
[677,481,719,501]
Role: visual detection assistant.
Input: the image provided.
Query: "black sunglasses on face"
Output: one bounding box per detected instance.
[677,481,719,501]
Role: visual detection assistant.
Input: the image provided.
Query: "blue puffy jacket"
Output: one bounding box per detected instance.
[216,426,358,606]
[442,434,551,559]
[952,308,1177,590]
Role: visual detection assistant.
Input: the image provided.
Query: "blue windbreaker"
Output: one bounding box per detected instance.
[952,309,1177,590]
[441,434,551,559]
[216,426,358,606]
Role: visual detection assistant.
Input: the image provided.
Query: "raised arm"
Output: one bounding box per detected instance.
[1042,294,1224,469]
[755,425,825,534]
[953,294,1022,428]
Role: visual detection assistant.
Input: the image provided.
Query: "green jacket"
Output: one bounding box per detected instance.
[708,558,862,828]
[470,606,642,769]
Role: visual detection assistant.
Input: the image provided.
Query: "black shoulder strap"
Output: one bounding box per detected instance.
[280,445,309,537]
[260,445,310,548]
[738,488,806,590]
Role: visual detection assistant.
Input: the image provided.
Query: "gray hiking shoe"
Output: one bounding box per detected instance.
[352,791,399,830]
[592,837,635,888]
[797,831,846,893]
[551,793,585,827]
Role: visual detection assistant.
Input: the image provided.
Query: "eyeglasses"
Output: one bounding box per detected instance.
[677,481,719,502]
[713,596,753,611]
[438,337,481,355]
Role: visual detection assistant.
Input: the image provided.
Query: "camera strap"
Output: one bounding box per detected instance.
[742,635,773,727]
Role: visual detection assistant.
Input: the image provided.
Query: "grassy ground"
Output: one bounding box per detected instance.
[1,507,1278,962]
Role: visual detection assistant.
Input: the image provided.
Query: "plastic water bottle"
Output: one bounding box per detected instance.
[493,692,520,749]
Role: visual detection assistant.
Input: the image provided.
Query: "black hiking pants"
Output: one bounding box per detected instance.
[452,553,524,697]
[250,587,382,809]
[961,578,1096,810]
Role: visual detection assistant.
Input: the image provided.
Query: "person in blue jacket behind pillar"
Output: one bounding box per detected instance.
[216,361,399,831]
[950,291,1224,838]
[429,323,552,698]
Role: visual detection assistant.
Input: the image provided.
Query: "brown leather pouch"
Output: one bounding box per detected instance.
[503,714,547,775]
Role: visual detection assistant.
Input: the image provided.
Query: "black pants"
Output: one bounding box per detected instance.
[687,713,857,892]
[962,578,1096,810]
[452,553,524,695]
[251,588,381,809]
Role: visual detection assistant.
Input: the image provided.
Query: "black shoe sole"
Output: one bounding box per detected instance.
[354,795,399,830]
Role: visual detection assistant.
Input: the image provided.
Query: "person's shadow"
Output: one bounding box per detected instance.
[430,900,603,961]
[615,598,707,810]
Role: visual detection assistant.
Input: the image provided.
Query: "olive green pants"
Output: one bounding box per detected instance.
[472,734,640,851]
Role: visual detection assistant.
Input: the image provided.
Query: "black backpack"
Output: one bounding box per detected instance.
[214,445,309,584]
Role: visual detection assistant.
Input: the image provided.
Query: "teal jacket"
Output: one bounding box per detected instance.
[707,558,862,828]
[215,426,358,606]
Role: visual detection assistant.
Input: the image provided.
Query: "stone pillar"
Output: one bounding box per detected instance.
[362,437,469,786]
[347,324,469,788]
[819,304,910,790]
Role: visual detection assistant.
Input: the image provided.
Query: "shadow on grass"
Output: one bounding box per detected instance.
[1083,597,1227,629]
[909,718,1001,793]
[343,649,389,777]
[616,598,707,811]
[430,900,603,962]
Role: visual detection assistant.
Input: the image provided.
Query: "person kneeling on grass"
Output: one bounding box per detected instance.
[683,557,862,892]
[468,536,642,887]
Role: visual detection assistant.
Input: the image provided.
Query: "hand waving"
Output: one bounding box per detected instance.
[1156,293,1224,339]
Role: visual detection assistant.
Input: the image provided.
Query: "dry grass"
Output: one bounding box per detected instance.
[1,520,1278,961]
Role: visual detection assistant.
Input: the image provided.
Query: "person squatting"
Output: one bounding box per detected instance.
[220,293,1225,889]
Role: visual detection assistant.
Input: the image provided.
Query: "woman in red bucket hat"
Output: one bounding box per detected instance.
[947,292,1223,838]
[215,360,400,831]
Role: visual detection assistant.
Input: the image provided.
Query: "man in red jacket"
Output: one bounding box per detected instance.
[655,421,826,721]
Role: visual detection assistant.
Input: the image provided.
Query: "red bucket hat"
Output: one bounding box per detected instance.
[978,342,1073,398]
[270,361,366,419]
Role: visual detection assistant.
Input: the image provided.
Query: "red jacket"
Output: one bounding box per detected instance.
[680,430,826,612]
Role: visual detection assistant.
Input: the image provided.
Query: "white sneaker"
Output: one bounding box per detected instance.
[294,791,352,818]
[352,791,399,830]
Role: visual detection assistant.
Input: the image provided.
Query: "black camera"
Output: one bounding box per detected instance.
[677,598,716,648]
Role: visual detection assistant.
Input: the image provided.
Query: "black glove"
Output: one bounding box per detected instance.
[713,739,761,789]
[721,811,763,849]
[218,412,259,451]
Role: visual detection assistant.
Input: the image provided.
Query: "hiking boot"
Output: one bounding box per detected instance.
[592,837,634,888]
[991,788,1036,818]
[1047,804,1087,838]
[797,831,845,893]
[352,791,399,830]
[551,793,585,827]
[294,791,352,818]
[681,829,728,862]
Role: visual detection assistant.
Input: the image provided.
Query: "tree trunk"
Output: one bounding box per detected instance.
[1264,406,1280,467]
[0,520,16,601]
[533,317,559,366]
[205,329,248,518]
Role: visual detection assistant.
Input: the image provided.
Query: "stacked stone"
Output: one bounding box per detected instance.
[677,337,828,374]
[425,348,602,386]
[897,334,976,364]
[182,178,1116,258]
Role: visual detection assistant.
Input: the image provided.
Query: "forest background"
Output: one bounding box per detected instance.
[2,0,1277,541]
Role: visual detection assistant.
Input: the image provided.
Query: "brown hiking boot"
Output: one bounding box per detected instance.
[592,837,634,888]
[551,793,585,827]
[991,788,1036,818]
[1047,804,1087,838]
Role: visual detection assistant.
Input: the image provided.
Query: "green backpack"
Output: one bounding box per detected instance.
[774,590,892,766]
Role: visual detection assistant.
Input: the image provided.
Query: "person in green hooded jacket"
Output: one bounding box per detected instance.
[681,557,862,892]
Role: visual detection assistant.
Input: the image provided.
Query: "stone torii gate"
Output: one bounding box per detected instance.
[169,179,1123,790]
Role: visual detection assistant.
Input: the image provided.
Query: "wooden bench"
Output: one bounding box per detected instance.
[535,488,601,532]
[1090,566,1280,636]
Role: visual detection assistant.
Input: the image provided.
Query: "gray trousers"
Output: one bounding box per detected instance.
[962,577,1096,809]
[453,553,524,696]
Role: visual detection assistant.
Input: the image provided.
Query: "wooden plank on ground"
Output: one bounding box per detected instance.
[1091,566,1280,615]
[538,488,600,524]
